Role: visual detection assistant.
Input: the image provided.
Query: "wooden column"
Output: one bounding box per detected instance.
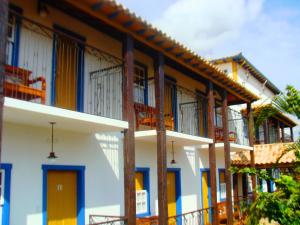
[263,120,269,144]
[233,174,239,202]
[0,0,8,165]
[207,81,218,225]
[290,127,294,142]
[122,34,136,225]
[154,52,168,225]
[276,120,281,142]
[247,103,257,198]
[222,90,233,225]
[281,126,285,143]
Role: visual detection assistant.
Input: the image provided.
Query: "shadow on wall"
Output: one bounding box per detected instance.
[85,132,125,215]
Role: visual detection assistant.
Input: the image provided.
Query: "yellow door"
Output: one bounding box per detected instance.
[135,172,144,191]
[55,35,78,110]
[167,172,177,224]
[202,171,210,225]
[47,171,77,225]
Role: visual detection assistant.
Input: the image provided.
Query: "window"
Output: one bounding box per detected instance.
[0,170,4,205]
[134,63,147,104]
[219,169,226,201]
[135,168,150,217]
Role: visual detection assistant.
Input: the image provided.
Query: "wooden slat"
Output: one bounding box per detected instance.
[0,0,8,165]
[222,90,233,225]
[122,34,136,225]
[207,81,218,225]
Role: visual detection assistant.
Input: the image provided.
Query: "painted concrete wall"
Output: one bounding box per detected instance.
[2,122,124,225]
[136,142,226,216]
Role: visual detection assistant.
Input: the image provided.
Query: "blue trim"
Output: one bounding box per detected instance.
[135,167,151,217]
[167,168,182,225]
[218,168,226,202]
[51,35,57,106]
[42,165,85,225]
[51,25,85,111]
[200,168,212,225]
[165,75,178,131]
[0,163,12,225]
[134,61,148,105]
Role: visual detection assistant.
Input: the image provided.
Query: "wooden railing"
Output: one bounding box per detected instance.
[88,215,127,225]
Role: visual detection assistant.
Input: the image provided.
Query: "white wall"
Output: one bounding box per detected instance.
[136,142,226,215]
[2,122,124,225]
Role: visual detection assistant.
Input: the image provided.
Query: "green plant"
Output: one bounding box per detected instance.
[232,140,300,225]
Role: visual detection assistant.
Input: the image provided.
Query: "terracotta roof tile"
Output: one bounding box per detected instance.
[231,143,296,166]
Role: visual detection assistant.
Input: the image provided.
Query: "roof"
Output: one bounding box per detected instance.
[63,0,259,103]
[211,53,281,95]
[231,143,296,166]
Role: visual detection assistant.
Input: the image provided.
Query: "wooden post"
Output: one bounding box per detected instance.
[247,103,256,198]
[122,34,136,225]
[207,81,218,225]
[154,52,168,225]
[0,0,8,166]
[276,120,281,143]
[281,126,285,143]
[233,174,239,202]
[222,90,233,225]
[263,120,269,144]
[290,127,294,142]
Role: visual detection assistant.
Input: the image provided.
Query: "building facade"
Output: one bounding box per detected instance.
[1,1,288,225]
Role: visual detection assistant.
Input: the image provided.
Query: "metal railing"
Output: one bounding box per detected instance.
[136,207,213,225]
[89,215,127,225]
[4,10,123,120]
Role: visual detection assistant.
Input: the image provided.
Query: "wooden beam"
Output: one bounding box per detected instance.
[207,81,218,225]
[247,103,257,198]
[276,120,281,142]
[233,174,239,202]
[222,90,233,225]
[290,127,294,142]
[263,120,269,144]
[281,126,285,143]
[122,34,136,225]
[0,0,8,166]
[154,52,168,225]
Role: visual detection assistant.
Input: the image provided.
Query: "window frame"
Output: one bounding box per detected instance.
[135,167,151,217]
[133,61,148,105]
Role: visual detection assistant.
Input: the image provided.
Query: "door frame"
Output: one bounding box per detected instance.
[167,168,182,219]
[51,25,85,112]
[42,165,85,225]
[0,163,12,225]
[200,168,212,224]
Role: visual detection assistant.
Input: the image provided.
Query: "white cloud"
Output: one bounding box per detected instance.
[153,0,264,54]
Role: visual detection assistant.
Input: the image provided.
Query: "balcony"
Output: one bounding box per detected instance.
[4,11,127,132]
[133,78,212,146]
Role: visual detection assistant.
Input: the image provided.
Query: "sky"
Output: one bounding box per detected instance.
[117,0,300,136]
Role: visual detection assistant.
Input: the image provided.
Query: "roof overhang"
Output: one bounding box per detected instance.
[4,97,128,133]
[52,0,259,104]
[135,130,213,147]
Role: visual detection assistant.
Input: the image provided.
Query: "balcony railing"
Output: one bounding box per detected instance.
[5,10,123,120]
[136,207,213,225]
[133,78,208,137]
[89,215,127,225]
[215,108,250,146]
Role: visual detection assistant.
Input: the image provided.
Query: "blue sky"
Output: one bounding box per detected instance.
[117,0,300,91]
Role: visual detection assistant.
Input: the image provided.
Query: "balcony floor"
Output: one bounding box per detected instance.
[4,97,128,133]
[200,142,253,152]
[135,130,213,147]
